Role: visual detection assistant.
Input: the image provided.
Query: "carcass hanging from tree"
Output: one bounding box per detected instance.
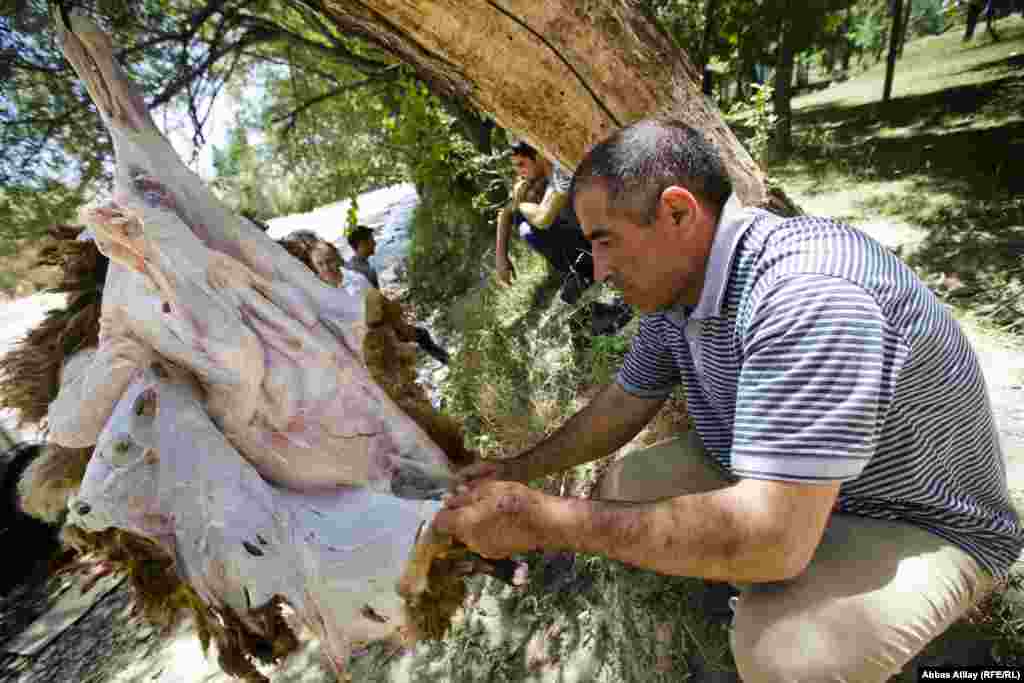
[5,9,504,681]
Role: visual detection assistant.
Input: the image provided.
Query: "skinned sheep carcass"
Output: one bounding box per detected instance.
[45,9,492,680]
[65,360,441,679]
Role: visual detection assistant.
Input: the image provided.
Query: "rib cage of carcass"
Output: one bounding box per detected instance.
[52,10,467,679]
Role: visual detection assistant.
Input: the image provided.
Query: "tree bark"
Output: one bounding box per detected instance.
[314,0,773,208]
[700,0,720,95]
[898,0,913,57]
[772,14,796,160]
[841,8,853,75]
[883,0,905,102]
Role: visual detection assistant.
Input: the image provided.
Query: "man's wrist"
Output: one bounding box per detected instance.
[530,491,577,553]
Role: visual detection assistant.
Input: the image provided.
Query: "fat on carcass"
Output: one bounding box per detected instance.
[50,9,472,679]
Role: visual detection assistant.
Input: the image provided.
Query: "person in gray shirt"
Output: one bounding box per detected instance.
[345,225,380,289]
[345,226,449,365]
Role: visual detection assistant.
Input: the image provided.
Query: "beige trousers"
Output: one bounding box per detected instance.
[596,433,995,683]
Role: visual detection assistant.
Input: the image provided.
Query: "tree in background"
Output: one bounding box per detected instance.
[884,0,907,102]
[210,116,281,221]
[699,0,858,158]
[1,0,285,241]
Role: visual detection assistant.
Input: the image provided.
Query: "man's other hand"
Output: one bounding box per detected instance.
[434,480,551,559]
[495,254,516,285]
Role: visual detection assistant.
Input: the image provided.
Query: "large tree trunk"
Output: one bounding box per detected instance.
[772,14,797,160]
[898,0,914,57]
[884,0,905,102]
[701,0,721,95]
[314,0,779,210]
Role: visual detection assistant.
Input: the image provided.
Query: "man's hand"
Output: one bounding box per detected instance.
[433,481,555,559]
[495,253,516,286]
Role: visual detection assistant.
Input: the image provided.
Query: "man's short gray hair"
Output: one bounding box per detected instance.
[570,119,733,224]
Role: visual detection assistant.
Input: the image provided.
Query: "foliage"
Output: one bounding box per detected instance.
[384,78,509,318]
[0,0,486,241]
[210,119,278,220]
[1,0,286,238]
[255,55,407,214]
[849,2,889,56]
[728,82,777,164]
[911,0,948,36]
[642,0,707,58]
[584,334,632,387]
[438,258,560,457]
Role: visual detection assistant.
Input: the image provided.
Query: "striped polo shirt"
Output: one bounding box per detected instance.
[617,194,1024,576]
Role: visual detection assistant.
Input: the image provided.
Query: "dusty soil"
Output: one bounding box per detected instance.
[0,575,154,683]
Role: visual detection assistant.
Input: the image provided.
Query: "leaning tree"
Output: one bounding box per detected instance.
[306,0,798,213]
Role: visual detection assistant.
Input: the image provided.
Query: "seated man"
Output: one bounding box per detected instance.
[495,142,595,304]
[438,119,1024,682]
[341,226,449,365]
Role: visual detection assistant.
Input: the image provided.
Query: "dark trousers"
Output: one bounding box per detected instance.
[515,212,594,285]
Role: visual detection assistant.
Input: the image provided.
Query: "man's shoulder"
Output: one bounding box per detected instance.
[745,214,890,270]
[758,213,857,241]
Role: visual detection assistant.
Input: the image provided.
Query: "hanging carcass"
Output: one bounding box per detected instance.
[40,9,499,680]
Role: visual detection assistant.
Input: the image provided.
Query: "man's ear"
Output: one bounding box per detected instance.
[659,186,699,229]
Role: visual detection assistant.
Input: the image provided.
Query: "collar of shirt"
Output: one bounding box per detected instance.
[666,193,760,326]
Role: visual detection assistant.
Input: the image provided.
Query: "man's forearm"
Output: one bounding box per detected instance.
[496,207,513,261]
[510,383,664,483]
[518,190,568,229]
[540,482,818,583]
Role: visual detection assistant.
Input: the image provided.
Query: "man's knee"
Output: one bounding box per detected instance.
[729,595,902,683]
[727,522,996,683]
[595,433,729,502]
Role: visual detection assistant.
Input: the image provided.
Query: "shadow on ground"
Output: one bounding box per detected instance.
[348,552,738,683]
[779,40,1024,330]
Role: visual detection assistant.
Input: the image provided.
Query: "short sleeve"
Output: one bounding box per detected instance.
[615,315,681,399]
[731,275,906,483]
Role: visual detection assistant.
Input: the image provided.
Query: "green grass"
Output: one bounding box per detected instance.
[770,14,1024,331]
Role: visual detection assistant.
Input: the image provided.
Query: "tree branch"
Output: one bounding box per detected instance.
[149,27,275,109]
[272,65,401,135]
[237,13,393,75]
